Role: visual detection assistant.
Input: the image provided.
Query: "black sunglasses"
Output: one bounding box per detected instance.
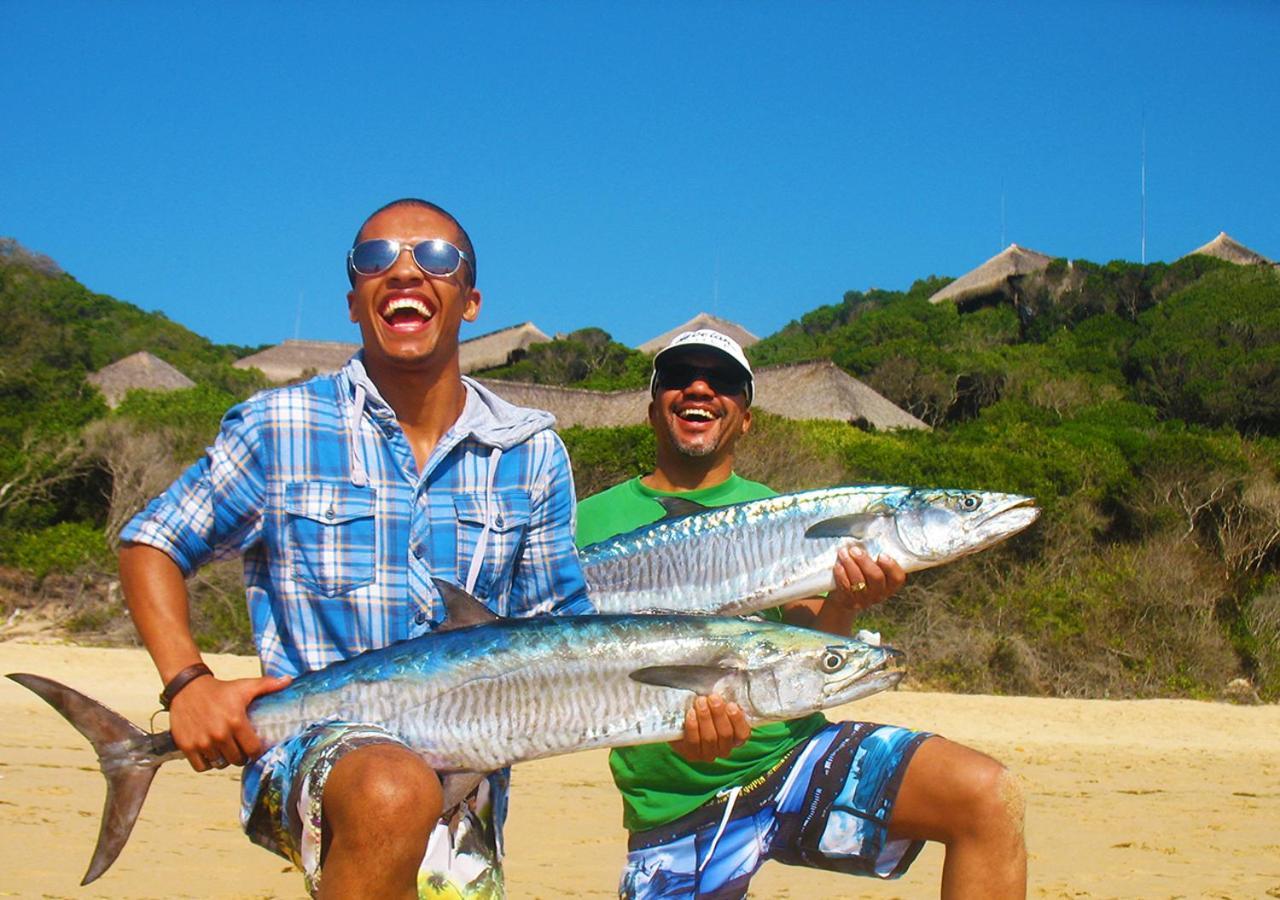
[348,238,472,279]
[655,363,749,396]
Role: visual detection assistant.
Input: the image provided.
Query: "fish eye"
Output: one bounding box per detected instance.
[820,650,846,673]
[960,494,982,511]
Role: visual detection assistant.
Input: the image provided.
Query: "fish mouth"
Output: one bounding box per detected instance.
[976,495,1040,536]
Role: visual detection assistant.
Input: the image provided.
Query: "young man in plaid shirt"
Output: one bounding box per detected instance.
[119,199,593,898]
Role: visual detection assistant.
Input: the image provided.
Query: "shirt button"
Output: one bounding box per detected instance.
[494,515,504,528]
[414,611,428,625]
[325,507,335,520]
[412,544,424,559]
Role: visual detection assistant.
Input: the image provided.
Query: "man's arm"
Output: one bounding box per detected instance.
[120,544,289,771]
[118,402,287,772]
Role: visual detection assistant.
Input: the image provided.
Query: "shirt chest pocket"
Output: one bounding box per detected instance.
[453,491,532,606]
[285,482,377,598]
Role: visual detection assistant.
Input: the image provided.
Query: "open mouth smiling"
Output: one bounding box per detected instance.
[379,294,436,332]
[676,406,719,423]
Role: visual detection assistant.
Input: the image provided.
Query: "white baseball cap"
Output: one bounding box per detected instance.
[650,329,754,404]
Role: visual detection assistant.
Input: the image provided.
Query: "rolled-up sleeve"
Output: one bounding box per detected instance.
[119,401,267,574]
[507,432,595,617]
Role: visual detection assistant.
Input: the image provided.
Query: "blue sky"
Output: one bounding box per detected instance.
[3,2,1277,350]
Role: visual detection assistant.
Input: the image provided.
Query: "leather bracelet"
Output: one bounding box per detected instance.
[159,663,213,710]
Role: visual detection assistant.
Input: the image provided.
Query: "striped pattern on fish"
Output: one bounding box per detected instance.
[581,485,1039,616]
[251,608,896,773]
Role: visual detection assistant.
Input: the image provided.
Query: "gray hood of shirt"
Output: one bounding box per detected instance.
[342,355,556,451]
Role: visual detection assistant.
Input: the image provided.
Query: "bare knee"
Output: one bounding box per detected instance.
[324,744,442,844]
[892,738,1024,847]
[946,751,1023,836]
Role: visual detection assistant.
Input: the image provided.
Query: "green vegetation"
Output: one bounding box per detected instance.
[477,327,651,391]
[0,246,266,651]
[2,241,1278,697]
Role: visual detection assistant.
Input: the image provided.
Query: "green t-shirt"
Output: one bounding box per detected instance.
[576,474,828,832]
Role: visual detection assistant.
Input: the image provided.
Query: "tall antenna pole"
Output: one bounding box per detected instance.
[1000,179,1007,250]
[1140,112,1147,264]
[712,250,720,314]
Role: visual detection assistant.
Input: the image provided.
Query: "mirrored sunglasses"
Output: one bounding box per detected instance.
[348,238,471,278]
[655,363,749,396]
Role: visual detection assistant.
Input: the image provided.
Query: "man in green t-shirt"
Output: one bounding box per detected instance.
[577,329,1027,899]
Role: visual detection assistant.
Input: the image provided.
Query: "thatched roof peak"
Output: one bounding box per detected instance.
[463,320,548,344]
[929,244,1056,307]
[638,314,759,354]
[459,321,550,373]
[233,339,359,383]
[87,351,195,408]
[1182,232,1274,266]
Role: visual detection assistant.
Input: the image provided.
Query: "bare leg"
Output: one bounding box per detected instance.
[888,736,1027,899]
[317,743,443,900]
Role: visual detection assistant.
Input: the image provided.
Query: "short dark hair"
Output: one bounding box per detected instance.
[348,198,477,287]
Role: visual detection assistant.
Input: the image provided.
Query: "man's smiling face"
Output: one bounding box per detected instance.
[649,350,752,461]
[346,204,480,375]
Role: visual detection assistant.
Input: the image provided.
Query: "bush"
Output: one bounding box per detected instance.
[561,424,656,499]
[3,521,113,580]
[1129,267,1280,433]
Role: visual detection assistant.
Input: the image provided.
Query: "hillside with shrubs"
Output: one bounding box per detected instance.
[2,240,1277,701]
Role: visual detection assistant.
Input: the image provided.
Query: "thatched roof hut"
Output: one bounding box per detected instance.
[87,351,195,408]
[929,244,1055,308]
[638,314,759,354]
[479,360,926,431]
[233,339,359,383]
[234,322,552,383]
[475,380,643,428]
[753,361,928,430]
[1181,232,1274,267]
[459,321,550,372]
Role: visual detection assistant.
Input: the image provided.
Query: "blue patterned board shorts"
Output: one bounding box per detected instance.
[243,722,508,899]
[620,722,932,900]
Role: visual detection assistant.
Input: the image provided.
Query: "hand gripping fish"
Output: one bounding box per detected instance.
[582,485,1040,615]
[7,580,902,885]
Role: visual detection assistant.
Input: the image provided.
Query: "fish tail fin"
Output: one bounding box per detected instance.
[7,672,177,884]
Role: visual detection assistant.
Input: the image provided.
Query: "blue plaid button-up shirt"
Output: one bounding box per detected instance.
[121,356,593,818]
[122,355,593,678]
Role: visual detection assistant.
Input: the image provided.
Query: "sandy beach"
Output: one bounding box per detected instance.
[1,640,1277,899]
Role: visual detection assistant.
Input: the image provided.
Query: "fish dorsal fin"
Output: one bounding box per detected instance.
[630,665,739,695]
[804,513,882,539]
[431,579,501,631]
[655,496,712,520]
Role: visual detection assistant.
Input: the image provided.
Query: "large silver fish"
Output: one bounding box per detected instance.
[582,485,1039,615]
[8,580,901,885]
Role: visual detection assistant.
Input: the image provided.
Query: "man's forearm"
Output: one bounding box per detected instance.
[119,542,205,681]
[782,597,859,637]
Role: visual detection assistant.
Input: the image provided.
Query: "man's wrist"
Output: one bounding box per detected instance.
[159,663,213,709]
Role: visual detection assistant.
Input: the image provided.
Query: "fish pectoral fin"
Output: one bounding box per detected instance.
[804,513,881,539]
[439,771,488,811]
[432,579,501,631]
[654,496,712,520]
[629,665,740,695]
